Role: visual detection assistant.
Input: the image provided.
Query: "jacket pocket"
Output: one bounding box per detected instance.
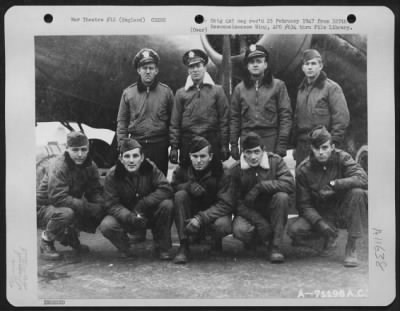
[264,100,277,124]
[241,103,249,117]
[157,104,169,121]
[314,107,329,116]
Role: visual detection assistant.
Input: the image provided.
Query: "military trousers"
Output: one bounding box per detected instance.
[99,199,174,252]
[37,204,103,244]
[288,188,368,239]
[138,139,169,176]
[232,192,289,247]
[174,190,232,241]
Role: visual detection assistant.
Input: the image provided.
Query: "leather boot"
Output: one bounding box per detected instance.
[344,238,359,267]
[320,235,338,257]
[113,237,135,258]
[68,231,90,255]
[153,242,173,260]
[173,240,190,264]
[40,238,63,261]
[269,245,285,263]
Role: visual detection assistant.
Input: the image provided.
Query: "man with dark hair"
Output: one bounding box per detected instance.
[99,138,174,259]
[288,126,368,267]
[117,48,173,176]
[171,136,233,264]
[230,132,294,263]
[37,131,105,260]
[169,49,230,166]
[293,49,350,165]
[230,44,292,160]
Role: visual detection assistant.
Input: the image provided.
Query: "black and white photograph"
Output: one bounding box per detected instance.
[5,6,395,307]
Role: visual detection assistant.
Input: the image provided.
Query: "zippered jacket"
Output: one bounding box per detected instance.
[230,70,292,151]
[294,71,350,146]
[296,149,368,225]
[117,78,174,144]
[169,73,229,148]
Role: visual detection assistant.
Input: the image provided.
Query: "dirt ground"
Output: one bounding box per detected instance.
[38,224,369,300]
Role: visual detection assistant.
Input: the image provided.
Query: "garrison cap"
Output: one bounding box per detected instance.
[183,49,208,66]
[244,44,269,63]
[242,132,263,150]
[133,48,160,68]
[308,125,332,148]
[302,49,322,63]
[189,136,212,154]
[119,138,142,154]
[67,131,89,147]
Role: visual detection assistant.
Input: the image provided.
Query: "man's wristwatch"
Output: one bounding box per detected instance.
[329,180,336,187]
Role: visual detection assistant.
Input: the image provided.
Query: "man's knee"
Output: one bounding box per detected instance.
[174,190,189,203]
[271,192,290,209]
[348,188,367,198]
[287,217,312,238]
[99,215,120,237]
[159,199,174,214]
[232,216,255,243]
[344,188,368,211]
[52,206,75,224]
[272,192,290,202]
[212,216,232,237]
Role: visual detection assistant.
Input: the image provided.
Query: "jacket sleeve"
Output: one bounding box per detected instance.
[171,166,191,192]
[116,90,130,145]
[84,164,104,204]
[36,172,50,208]
[334,152,368,191]
[229,86,241,146]
[258,157,295,194]
[169,90,183,148]
[295,167,322,225]
[328,83,350,146]
[103,173,132,225]
[141,166,173,208]
[198,173,233,225]
[47,166,86,211]
[276,81,292,152]
[216,86,230,148]
[166,88,174,128]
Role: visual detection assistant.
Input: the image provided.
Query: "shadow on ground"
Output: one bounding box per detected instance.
[38,222,368,300]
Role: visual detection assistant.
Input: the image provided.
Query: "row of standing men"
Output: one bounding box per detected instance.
[117,45,350,175]
[37,45,367,267]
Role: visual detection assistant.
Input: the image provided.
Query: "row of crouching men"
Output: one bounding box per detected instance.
[37,125,367,268]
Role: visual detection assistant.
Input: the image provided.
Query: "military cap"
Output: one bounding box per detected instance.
[189,136,212,154]
[133,48,160,68]
[183,49,208,66]
[302,49,322,63]
[67,131,89,147]
[242,132,263,150]
[244,44,269,63]
[120,138,142,154]
[308,125,332,148]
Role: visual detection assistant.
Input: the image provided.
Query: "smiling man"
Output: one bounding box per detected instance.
[36,131,105,260]
[293,49,350,165]
[230,44,292,160]
[117,48,173,176]
[230,132,294,263]
[171,136,233,264]
[99,138,174,259]
[288,126,368,267]
[169,49,230,166]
